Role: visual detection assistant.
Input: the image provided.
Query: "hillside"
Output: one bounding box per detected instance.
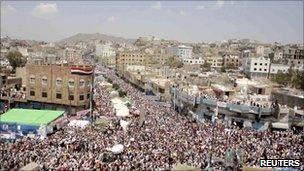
[57,33,135,45]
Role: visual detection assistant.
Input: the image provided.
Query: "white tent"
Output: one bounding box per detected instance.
[272,122,289,130]
[110,144,124,154]
[110,91,119,98]
[68,120,90,129]
[120,119,130,131]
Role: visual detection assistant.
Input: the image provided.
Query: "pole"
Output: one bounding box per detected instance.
[89,66,95,120]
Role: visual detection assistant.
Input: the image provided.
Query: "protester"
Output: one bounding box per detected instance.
[0,65,303,170]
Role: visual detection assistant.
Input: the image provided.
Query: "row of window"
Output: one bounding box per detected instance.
[29,76,88,88]
[122,54,144,57]
[30,91,90,101]
[254,63,268,66]
[253,68,267,71]
[122,59,144,62]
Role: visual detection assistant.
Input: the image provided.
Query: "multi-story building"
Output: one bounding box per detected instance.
[269,64,290,76]
[182,58,204,65]
[95,43,116,57]
[168,45,193,60]
[223,55,240,69]
[116,51,151,74]
[244,57,270,78]
[25,61,94,112]
[283,46,304,68]
[206,56,223,68]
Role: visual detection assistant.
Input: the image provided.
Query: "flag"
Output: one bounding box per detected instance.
[70,66,93,75]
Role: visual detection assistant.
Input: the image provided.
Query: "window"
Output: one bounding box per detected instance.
[254,63,257,65]
[42,76,47,85]
[69,95,74,101]
[56,78,62,86]
[30,91,35,96]
[42,92,47,98]
[30,75,35,84]
[56,93,62,99]
[254,68,257,71]
[68,79,75,88]
[260,63,263,66]
[79,79,85,87]
[265,63,268,66]
[264,69,267,71]
[79,95,84,101]
[87,93,90,99]
[259,68,262,71]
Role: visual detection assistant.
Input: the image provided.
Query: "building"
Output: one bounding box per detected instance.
[206,56,223,68]
[283,46,304,68]
[244,57,270,78]
[116,51,151,74]
[168,45,193,60]
[269,64,290,76]
[0,108,65,136]
[182,58,204,65]
[223,55,240,69]
[95,43,116,57]
[25,62,93,112]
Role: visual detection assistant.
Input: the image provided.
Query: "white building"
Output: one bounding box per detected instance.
[182,58,204,65]
[244,57,270,78]
[270,64,290,74]
[95,43,116,57]
[274,50,283,61]
[168,45,193,60]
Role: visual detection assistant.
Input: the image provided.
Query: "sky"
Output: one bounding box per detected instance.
[1,1,303,44]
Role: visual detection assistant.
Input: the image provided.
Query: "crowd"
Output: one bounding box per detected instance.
[0,65,303,171]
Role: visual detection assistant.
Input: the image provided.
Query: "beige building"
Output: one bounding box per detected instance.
[116,51,151,74]
[206,56,223,68]
[223,55,241,69]
[25,62,93,110]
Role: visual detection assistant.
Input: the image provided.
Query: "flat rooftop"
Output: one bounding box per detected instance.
[0,109,65,126]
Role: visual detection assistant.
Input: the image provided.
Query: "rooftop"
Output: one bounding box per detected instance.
[0,109,65,126]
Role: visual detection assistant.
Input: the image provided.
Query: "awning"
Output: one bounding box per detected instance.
[272,122,289,129]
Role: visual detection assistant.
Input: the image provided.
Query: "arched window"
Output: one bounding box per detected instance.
[79,79,85,88]
[68,79,75,88]
[29,75,35,84]
[42,76,47,85]
[56,77,62,86]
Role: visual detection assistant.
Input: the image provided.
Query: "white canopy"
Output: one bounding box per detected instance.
[68,120,90,129]
[272,122,289,129]
[120,119,130,131]
[111,144,124,154]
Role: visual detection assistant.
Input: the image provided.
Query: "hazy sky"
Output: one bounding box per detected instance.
[1,1,303,44]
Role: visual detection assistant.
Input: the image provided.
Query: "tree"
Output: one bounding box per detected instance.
[165,56,183,68]
[6,51,27,72]
[201,62,211,71]
[112,83,120,90]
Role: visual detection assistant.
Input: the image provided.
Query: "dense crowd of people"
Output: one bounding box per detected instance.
[0,65,303,170]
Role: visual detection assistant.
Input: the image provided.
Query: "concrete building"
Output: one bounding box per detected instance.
[182,58,204,65]
[223,55,241,69]
[244,57,270,78]
[206,57,223,68]
[25,62,93,112]
[269,64,290,75]
[168,45,193,60]
[116,51,151,74]
[95,43,116,57]
[283,46,304,69]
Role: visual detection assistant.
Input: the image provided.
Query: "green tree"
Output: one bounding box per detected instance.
[6,51,27,72]
[112,83,120,90]
[201,62,211,71]
[165,56,183,68]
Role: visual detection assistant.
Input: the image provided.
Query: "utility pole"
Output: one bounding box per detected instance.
[89,66,95,120]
